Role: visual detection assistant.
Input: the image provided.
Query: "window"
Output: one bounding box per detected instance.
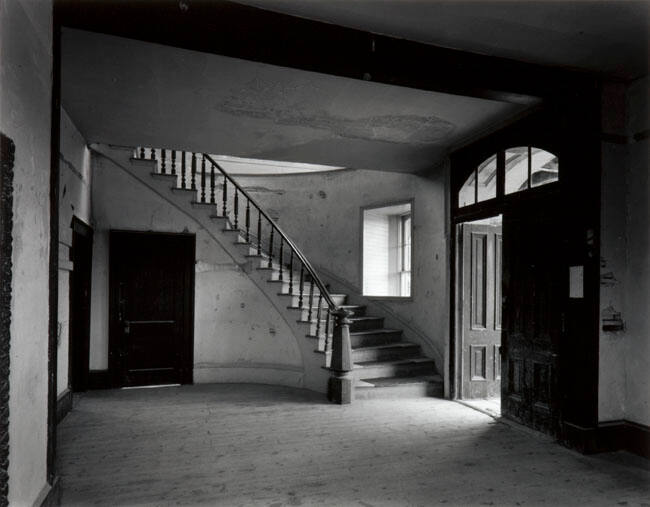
[477,154,498,202]
[458,146,558,207]
[530,148,558,187]
[505,146,529,194]
[362,202,412,297]
[399,214,412,297]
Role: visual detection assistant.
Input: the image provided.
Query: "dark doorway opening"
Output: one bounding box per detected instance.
[456,215,502,417]
[69,218,93,392]
[109,231,195,388]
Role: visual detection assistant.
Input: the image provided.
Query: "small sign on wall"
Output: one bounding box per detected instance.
[569,265,584,299]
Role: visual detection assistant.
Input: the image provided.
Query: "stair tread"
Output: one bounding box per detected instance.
[350,328,401,335]
[349,316,382,321]
[279,292,346,297]
[357,375,442,387]
[354,357,434,368]
[352,342,419,351]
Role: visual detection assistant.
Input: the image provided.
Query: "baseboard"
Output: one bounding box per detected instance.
[87,370,112,390]
[35,476,60,507]
[56,389,73,423]
[625,420,650,458]
[561,420,649,458]
[193,363,304,389]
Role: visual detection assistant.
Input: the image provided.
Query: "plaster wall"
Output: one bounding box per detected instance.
[57,108,92,396]
[623,77,649,426]
[598,78,650,426]
[89,153,303,387]
[231,167,448,371]
[0,0,52,504]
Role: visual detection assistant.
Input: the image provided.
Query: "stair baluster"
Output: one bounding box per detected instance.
[210,163,215,204]
[316,294,323,340]
[161,149,166,174]
[298,266,304,308]
[245,199,250,242]
[267,227,274,269]
[257,211,262,255]
[234,189,239,229]
[190,153,197,191]
[200,156,206,203]
[288,250,294,294]
[222,175,227,217]
[181,152,186,189]
[324,308,331,353]
[278,238,283,282]
[307,279,314,322]
[171,150,176,176]
[150,148,155,160]
[140,147,145,158]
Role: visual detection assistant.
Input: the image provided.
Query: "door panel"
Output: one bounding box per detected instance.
[502,209,564,435]
[110,231,195,387]
[461,223,502,399]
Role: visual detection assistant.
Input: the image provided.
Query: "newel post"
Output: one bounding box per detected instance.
[328,308,354,404]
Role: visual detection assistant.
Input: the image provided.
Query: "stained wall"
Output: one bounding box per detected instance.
[598,77,649,426]
[88,151,304,388]
[0,0,53,504]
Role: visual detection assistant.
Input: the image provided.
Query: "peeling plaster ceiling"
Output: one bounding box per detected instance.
[62,28,528,173]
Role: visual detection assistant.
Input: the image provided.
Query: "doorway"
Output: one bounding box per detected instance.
[109,231,195,388]
[69,218,93,392]
[456,215,502,416]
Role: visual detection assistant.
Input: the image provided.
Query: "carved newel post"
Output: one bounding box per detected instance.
[328,308,354,404]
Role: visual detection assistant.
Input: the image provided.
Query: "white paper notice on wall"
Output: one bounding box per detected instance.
[569,265,584,299]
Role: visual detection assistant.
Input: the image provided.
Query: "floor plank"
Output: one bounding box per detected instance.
[58,384,650,506]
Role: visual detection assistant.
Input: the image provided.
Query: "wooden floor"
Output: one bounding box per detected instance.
[58,384,650,506]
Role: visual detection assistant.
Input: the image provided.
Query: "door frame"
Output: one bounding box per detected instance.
[68,217,93,392]
[448,105,601,443]
[0,133,16,506]
[108,230,196,388]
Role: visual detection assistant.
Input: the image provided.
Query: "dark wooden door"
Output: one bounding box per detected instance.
[69,219,93,392]
[110,231,194,387]
[460,223,502,399]
[502,207,564,435]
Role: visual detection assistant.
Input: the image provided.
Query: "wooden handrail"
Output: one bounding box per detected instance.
[201,153,338,312]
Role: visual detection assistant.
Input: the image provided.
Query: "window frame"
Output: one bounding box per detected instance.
[453,146,559,217]
[359,199,414,301]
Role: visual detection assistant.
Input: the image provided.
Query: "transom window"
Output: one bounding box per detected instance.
[458,146,558,208]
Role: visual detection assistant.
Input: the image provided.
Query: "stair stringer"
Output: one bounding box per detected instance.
[91,144,331,394]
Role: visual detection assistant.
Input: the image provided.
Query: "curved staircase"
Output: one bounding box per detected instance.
[96,145,442,401]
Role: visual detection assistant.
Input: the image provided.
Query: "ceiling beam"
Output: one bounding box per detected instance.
[56,0,595,104]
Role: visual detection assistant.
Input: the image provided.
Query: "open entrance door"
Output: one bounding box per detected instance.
[458,217,502,400]
[501,207,564,436]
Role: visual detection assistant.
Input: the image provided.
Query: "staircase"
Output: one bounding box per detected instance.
[98,145,442,400]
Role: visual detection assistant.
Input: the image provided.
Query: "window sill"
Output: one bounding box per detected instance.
[364,295,413,302]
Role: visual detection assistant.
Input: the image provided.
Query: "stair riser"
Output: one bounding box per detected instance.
[352,346,421,363]
[353,361,435,381]
[349,318,384,332]
[355,382,443,400]
[350,332,402,348]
